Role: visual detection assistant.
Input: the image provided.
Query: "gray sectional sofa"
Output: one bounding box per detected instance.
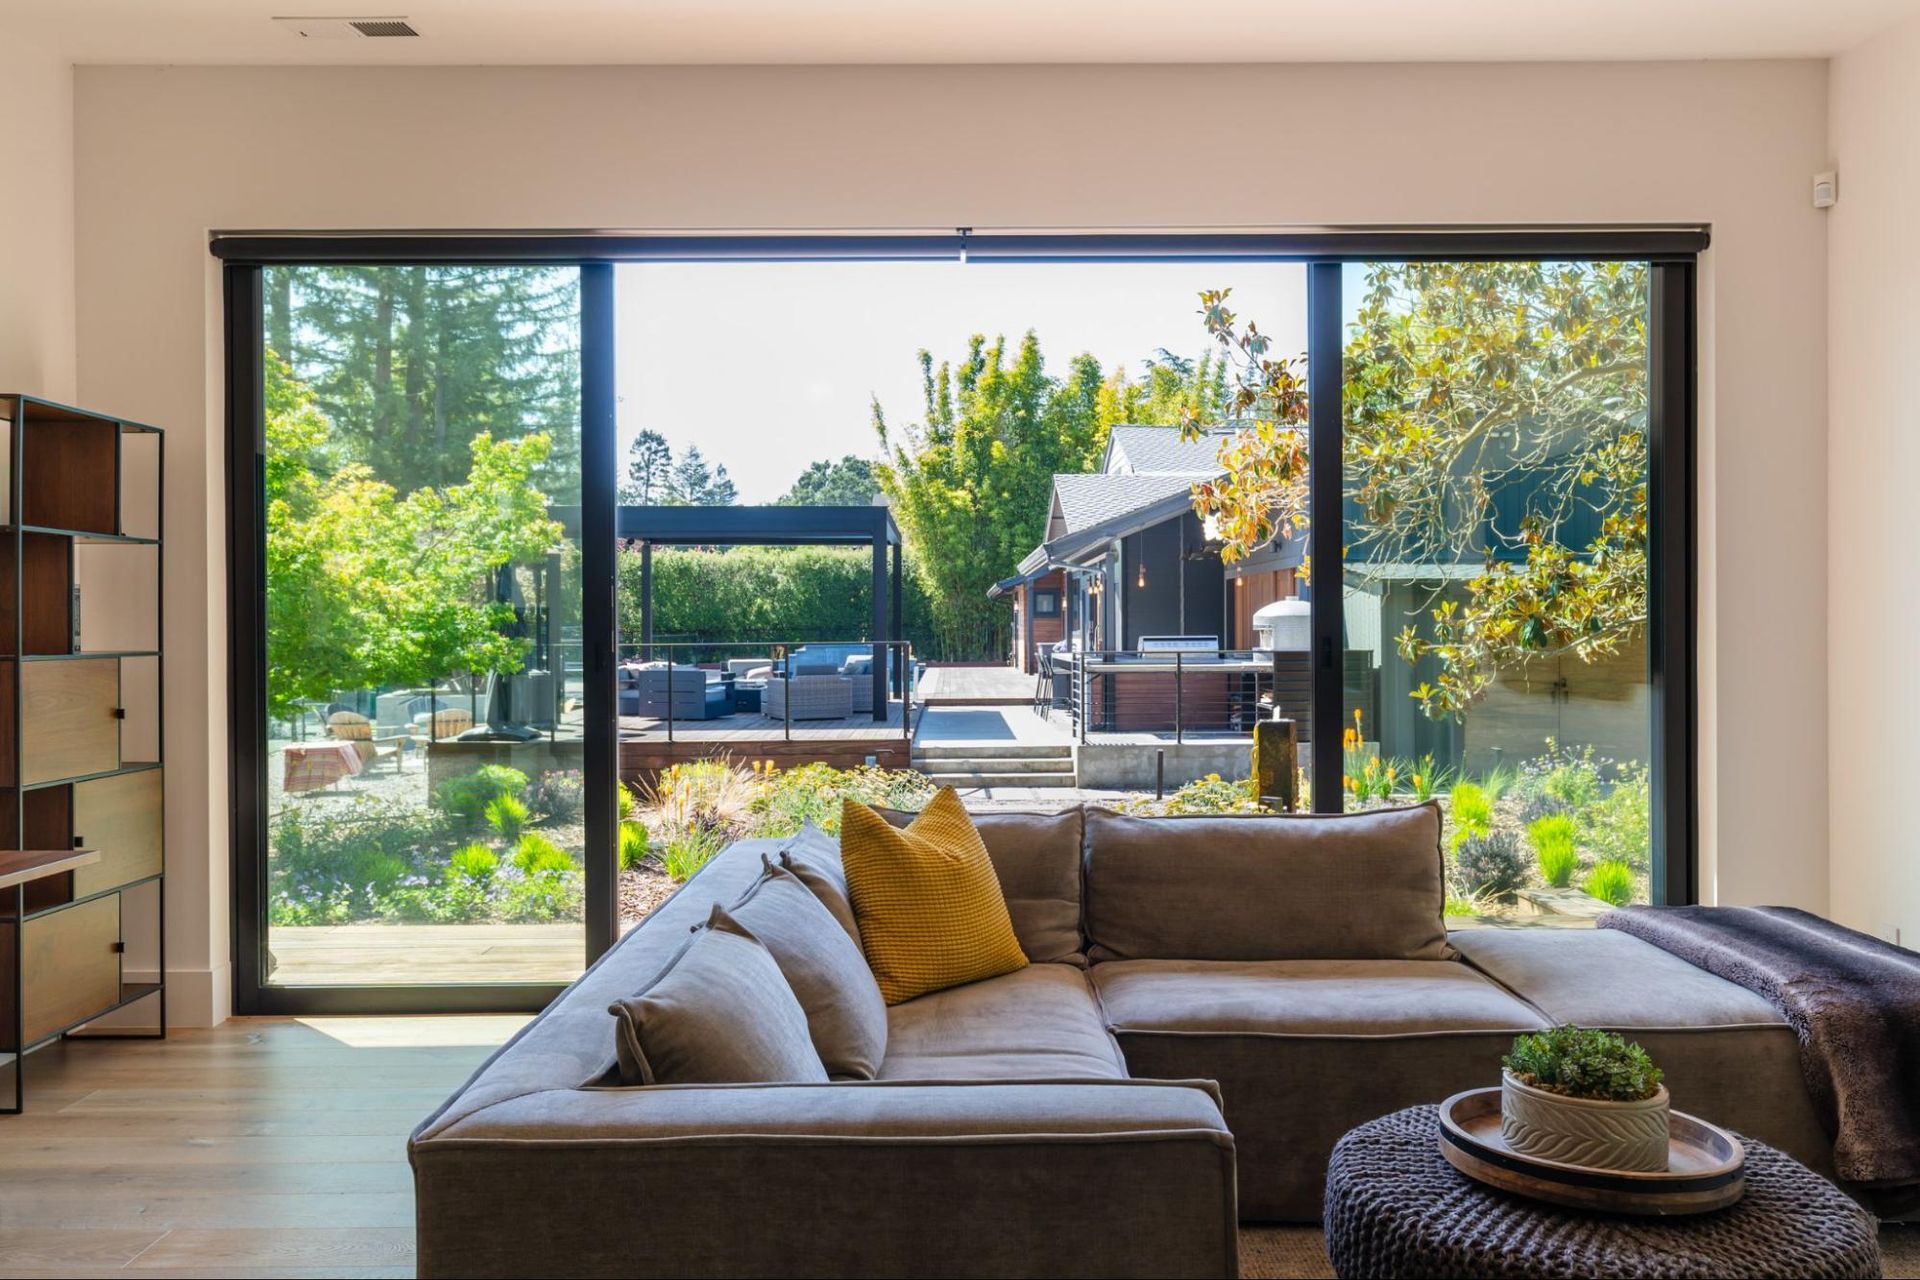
[411,802,1829,1279]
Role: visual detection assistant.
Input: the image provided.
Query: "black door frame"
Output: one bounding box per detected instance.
[220,229,1702,1014]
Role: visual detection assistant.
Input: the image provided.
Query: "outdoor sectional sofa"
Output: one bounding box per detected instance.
[411,803,1832,1279]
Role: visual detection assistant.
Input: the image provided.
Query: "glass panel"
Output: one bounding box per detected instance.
[1340,261,1654,921]
[612,260,1310,935]
[262,266,584,986]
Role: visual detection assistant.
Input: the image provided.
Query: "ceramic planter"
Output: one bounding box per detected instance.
[1500,1070,1670,1172]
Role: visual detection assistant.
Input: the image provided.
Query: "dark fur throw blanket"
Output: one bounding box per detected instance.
[1600,904,1920,1190]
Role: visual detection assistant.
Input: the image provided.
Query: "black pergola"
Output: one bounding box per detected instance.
[590,504,905,722]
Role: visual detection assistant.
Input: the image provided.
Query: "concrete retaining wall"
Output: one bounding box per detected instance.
[1074,740,1252,790]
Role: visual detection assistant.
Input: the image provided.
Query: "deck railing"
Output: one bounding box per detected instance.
[1043,647,1303,744]
[617,639,915,751]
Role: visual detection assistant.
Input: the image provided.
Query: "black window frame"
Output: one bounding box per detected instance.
[220,228,1701,1013]
[1031,587,1063,619]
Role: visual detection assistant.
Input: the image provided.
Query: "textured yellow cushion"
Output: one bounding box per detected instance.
[839,788,1029,1005]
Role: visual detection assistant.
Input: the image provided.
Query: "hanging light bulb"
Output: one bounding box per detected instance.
[1136,561,1147,589]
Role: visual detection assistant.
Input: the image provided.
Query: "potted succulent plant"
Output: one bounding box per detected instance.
[1500,1026,1670,1172]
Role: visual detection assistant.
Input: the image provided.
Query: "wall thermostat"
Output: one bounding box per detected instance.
[1814,170,1838,208]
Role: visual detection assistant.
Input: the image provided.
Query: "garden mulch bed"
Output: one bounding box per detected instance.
[619,863,679,931]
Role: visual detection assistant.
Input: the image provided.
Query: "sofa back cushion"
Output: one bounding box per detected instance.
[779,821,863,947]
[607,912,829,1085]
[1082,802,1452,963]
[726,859,889,1080]
[876,804,1086,967]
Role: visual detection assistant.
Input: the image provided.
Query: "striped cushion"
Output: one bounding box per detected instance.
[327,710,373,741]
[839,788,1028,1005]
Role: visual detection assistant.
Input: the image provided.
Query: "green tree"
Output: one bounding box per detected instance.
[778,455,878,506]
[1184,263,1650,718]
[268,265,581,493]
[264,356,567,720]
[874,333,1111,659]
[662,445,738,506]
[620,429,673,504]
[1100,349,1230,427]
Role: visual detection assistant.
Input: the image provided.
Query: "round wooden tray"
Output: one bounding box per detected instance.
[1438,1087,1747,1216]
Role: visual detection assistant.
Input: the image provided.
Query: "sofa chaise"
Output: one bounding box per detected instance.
[411,803,1831,1279]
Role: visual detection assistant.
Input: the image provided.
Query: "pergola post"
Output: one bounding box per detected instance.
[639,539,653,661]
[870,533,888,722]
[890,540,904,699]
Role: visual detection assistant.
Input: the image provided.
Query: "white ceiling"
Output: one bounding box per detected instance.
[3,0,1917,65]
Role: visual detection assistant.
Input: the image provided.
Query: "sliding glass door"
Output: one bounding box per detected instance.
[222,233,1695,1012]
[231,263,614,1010]
[1334,260,1660,908]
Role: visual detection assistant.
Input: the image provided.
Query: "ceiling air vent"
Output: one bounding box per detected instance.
[272,16,420,39]
[350,18,419,37]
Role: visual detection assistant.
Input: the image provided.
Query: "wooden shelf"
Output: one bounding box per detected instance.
[0,394,165,1107]
[2,526,158,546]
[0,848,99,892]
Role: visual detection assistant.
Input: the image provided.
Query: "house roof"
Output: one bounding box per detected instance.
[1019,484,1213,576]
[1049,472,1199,537]
[1102,425,1234,477]
[1011,428,1233,581]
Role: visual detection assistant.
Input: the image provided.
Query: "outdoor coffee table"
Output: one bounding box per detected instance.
[1323,1105,1882,1279]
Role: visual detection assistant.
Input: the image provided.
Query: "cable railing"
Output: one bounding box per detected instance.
[1042,645,1304,744]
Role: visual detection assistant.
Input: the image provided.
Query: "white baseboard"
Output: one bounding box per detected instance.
[81,964,232,1029]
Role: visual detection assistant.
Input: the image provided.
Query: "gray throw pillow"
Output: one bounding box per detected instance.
[608,919,829,1086]
[725,861,888,1079]
[778,820,863,947]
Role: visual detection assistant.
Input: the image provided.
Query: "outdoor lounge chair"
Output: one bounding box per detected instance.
[840,655,877,715]
[764,670,852,721]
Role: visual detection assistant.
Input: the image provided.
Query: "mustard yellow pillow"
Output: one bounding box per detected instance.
[839,788,1028,1004]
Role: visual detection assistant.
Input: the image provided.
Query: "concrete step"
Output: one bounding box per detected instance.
[918,770,1080,789]
[912,742,1072,761]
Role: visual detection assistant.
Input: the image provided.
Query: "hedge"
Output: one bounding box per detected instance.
[616,545,945,661]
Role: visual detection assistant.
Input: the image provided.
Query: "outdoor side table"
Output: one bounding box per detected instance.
[1324,1105,1882,1279]
[733,680,765,714]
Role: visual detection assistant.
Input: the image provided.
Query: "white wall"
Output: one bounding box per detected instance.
[1829,17,1920,946]
[69,61,1833,1023]
[0,38,74,399]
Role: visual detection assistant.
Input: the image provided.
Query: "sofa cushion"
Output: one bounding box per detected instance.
[608,914,828,1086]
[841,790,1029,1004]
[880,963,1127,1081]
[1091,958,1545,1219]
[778,821,863,948]
[1083,803,1451,963]
[1450,927,1833,1176]
[1093,957,1544,1038]
[878,804,1085,966]
[725,860,889,1080]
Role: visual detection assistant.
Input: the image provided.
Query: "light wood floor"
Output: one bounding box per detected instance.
[1,1016,1915,1278]
[0,1016,522,1279]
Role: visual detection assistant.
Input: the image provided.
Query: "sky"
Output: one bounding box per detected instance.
[614,260,1309,503]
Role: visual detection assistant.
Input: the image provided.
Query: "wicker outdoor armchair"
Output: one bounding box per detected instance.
[765,671,853,721]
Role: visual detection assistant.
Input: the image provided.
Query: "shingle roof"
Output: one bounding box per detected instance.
[1103,425,1233,477]
[1050,472,1198,536]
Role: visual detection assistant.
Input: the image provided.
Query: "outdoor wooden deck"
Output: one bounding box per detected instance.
[916,663,1036,705]
[619,699,909,742]
[267,923,585,987]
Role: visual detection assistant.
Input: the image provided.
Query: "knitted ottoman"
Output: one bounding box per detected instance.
[1324,1106,1881,1279]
